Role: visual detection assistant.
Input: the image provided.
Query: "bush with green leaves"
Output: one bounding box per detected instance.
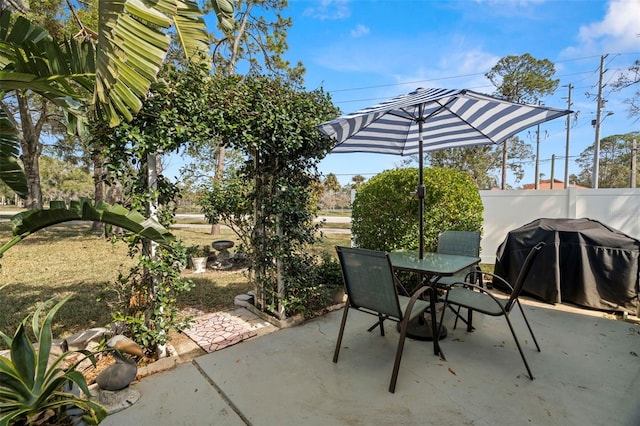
[352,167,483,253]
[278,252,345,318]
[186,245,210,258]
[0,296,107,425]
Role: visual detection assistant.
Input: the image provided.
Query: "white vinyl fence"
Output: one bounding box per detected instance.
[479,188,640,264]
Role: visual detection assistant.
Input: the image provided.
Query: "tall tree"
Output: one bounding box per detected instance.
[351,174,366,189]
[212,0,303,80]
[39,155,93,201]
[428,146,499,189]
[614,59,640,120]
[427,137,534,189]
[188,0,303,233]
[323,173,340,192]
[485,53,559,189]
[575,132,640,188]
[0,0,70,208]
[210,0,304,176]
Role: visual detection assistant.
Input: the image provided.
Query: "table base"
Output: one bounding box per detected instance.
[398,313,447,341]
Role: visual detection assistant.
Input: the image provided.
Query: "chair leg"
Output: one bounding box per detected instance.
[390,316,410,393]
[450,304,475,332]
[504,314,535,380]
[436,294,447,361]
[466,309,474,332]
[365,314,386,336]
[516,300,541,352]
[389,286,441,393]
[453,305,462,329]
[333,303,350,363]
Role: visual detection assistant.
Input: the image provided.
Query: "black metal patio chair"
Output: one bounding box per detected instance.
[438,242,544,380]
[333,246,441,393]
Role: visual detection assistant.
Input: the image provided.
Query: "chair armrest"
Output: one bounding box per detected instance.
[402,285,436,318]
[463,266,483,285]
[474,272,515,293]
[446,282,510,313]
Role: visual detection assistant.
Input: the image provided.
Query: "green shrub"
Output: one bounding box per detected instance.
[351,167,483,253]
[278,253,344,318]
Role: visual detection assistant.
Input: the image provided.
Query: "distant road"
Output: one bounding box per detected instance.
[173,214,351,234]
[1,212,351,233]
[175,214,351,223]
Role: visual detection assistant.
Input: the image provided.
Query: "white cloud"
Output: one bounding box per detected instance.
[313,32,499,94]
[303,0,351,21]
[392,49,499,94]
[474,0,545,6]
[471,0,546,18]
[564,0,640,55]
[350,24,370,38]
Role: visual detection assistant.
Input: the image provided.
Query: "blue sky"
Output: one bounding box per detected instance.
[167,0,640,187]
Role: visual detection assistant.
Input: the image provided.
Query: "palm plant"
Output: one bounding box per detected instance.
[0,0,234,196]
[0,296,107,425]
[0,198,176,258]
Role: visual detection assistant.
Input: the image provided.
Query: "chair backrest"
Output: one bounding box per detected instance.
[437,230,481,257]
[437,231,481,284]
[335,246,403,321]
[504,242,545,312]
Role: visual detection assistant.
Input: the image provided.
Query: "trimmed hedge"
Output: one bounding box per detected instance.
[351,167,483,253]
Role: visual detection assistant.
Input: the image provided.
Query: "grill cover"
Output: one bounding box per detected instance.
[494,218,640,313]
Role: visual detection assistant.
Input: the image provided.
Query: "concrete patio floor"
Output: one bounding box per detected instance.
[103,298,640,425]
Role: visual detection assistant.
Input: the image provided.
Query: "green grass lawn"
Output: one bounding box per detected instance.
[0,221,350,349]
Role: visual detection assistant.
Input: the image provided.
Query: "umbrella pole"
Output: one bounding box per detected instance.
[418,108,425,260]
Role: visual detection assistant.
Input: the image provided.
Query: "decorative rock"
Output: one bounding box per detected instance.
[234,293,254,308]
[89,386,141,415]
[65,327,109,351]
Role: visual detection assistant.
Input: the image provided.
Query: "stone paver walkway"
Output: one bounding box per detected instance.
[183,312,256,352]
[182,308,277,353]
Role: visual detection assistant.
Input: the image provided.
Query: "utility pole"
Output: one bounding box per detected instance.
[631,139,637,188]
[592,55,607,189]
[563,84,573,189]
[550,154,555,189]
[535,123,541,190]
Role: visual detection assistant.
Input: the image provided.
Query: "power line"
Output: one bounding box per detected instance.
[328,52,639,106]
[329,72,487,93]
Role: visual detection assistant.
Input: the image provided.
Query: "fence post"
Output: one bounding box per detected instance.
[566,187,577,219]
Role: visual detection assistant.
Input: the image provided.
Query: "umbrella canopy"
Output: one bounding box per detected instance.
[317,87,570,154]
[317,87,571,258]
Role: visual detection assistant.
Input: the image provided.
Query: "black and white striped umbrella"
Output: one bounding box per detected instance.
[317,87,571,257]
[317,87,570,154]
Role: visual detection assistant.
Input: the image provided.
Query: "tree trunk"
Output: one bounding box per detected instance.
[91,150,105,232]
[210,144,226,235]
[17,94,43,209]
[147,153,167,359]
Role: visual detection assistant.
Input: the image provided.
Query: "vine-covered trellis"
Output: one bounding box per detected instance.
[200,75,339,319]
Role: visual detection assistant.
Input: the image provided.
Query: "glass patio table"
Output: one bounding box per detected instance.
[388,251,481,341]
